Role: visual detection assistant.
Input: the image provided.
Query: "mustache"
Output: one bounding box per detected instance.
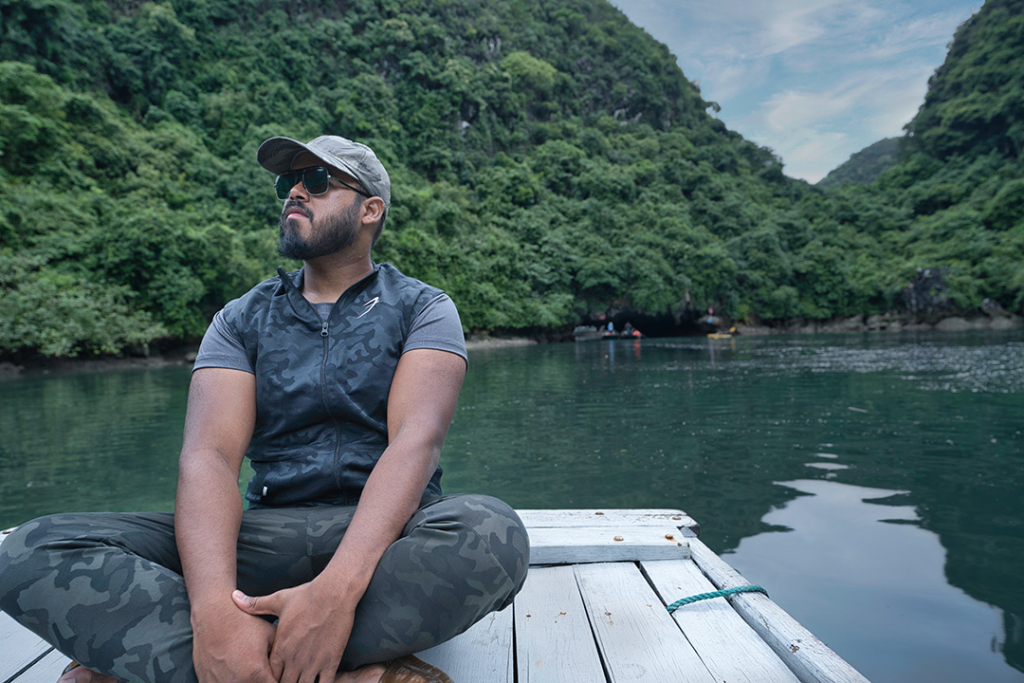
[281,200,312,221]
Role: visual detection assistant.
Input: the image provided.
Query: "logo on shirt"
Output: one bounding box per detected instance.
[357,296,380,319]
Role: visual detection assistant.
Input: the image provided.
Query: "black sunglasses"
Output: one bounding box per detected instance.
[274,166,369,200]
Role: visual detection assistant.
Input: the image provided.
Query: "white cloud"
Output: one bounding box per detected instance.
[687,54,768,103]
[787,132,852,181]
[744,62,939,181]
[762,5,830,56]
[761,0,885,56]
[760,83,866,133]
[611,0,980,180]
[865,10,976,61]
[747,84,864,182]
[670,0,885,59]
[863,64,937,137]
[638,0,906,109]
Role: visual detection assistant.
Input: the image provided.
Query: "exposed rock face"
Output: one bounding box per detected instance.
[901,268,957,316]
[935,317,977,332]
[981,298,1005,315]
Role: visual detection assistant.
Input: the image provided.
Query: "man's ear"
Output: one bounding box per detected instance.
[360,197,386,226]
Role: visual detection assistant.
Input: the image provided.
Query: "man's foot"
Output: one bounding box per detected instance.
[334,663,387,683]
[57,662,123,683]
[334,655,453,683]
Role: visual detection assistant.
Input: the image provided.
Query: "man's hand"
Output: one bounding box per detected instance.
[232,581,356,683]
[191,600,277,683]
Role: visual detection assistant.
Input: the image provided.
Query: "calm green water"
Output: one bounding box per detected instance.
[1,330,1022,682]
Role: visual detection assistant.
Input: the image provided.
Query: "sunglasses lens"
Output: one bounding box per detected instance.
[274,167,332,198]
[275,172,299,200]
[304,167,330,195]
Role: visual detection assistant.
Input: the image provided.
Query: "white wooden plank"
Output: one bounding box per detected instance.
[528,526,689,565]
[518,509,699,535]
[0,612,53,682]
[8,648,66,683]
[574,563,715,683]
[642,559,801,683]
[514,565,606,683]
[687,537,870,683]
[416,604,513,683]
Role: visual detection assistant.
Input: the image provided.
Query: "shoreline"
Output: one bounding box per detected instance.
[464,335,539,350]
[733,311,1023,336]
[0,347,201,380]
[0,338,545,379]
[2,313,1020,379]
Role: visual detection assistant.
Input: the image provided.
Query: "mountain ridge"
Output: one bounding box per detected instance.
[816,137,900,189]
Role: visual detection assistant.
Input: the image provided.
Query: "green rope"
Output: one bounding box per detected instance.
[666,585,768,613]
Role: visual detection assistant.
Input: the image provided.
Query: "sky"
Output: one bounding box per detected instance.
[609,0,981,183]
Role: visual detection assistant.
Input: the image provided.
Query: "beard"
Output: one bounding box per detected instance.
[278,199,361,260]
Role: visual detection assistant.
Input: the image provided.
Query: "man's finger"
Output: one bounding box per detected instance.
[318,664,339,683]
[247,663,279,683]
[232,589,280,616]
[271,655,290,683]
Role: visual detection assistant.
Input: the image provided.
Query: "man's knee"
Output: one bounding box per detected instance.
[345,494,530,663]
[0,513,77,571]
[0,511,179,613]
[412,494,530,601]
[0,514,81,614]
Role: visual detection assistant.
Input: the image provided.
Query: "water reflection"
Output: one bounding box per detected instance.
[727,479,1020,682]
[0,367,190,525]
[448,330,1024,680]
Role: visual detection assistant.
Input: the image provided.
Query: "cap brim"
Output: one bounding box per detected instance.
[257,137,318,174]
[257,137,368,188]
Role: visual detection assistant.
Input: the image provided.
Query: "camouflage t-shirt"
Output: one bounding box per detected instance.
[192,264,465,507]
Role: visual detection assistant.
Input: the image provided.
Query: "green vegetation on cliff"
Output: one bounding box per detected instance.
[0,0,1022,358]
[817,137,899,189]
[827,0,1024,316]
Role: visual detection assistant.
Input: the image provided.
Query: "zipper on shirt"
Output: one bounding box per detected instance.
[320,317,346,491]
[277,265,380,497]
[320,319,332,411]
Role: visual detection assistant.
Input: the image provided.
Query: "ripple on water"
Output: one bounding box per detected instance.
[805,462,850,470]
[708,337,1024,394]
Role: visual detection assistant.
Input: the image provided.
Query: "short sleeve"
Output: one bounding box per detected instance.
[404,294,467,364]
[192,309,254,374]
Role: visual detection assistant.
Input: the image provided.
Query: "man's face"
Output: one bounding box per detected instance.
[277,153,365,260]
[278,195,361,261]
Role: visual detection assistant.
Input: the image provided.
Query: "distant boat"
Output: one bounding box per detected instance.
[708,326,738,340]
[573,326,641,341]
[573,325,604,341]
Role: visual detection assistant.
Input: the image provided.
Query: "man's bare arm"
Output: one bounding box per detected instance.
[175,367,275,683]
[232,348,466,683]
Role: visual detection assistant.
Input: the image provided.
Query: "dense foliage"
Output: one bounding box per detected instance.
[830,0,1024,315]
[0,0,1022,357]
[816,138,899,189]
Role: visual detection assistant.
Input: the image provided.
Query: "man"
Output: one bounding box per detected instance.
[0,135,530,683]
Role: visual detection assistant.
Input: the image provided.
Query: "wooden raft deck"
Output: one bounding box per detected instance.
[1,510,869,682]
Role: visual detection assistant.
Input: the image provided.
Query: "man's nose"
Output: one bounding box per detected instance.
[287,178,307,200]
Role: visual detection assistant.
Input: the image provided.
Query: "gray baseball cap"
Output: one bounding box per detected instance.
[257,135,391,215]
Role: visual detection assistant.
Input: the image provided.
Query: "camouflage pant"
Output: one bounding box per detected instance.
[0,494,529,683]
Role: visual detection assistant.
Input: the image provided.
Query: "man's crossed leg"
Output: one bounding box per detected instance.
[0,494,529,683]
